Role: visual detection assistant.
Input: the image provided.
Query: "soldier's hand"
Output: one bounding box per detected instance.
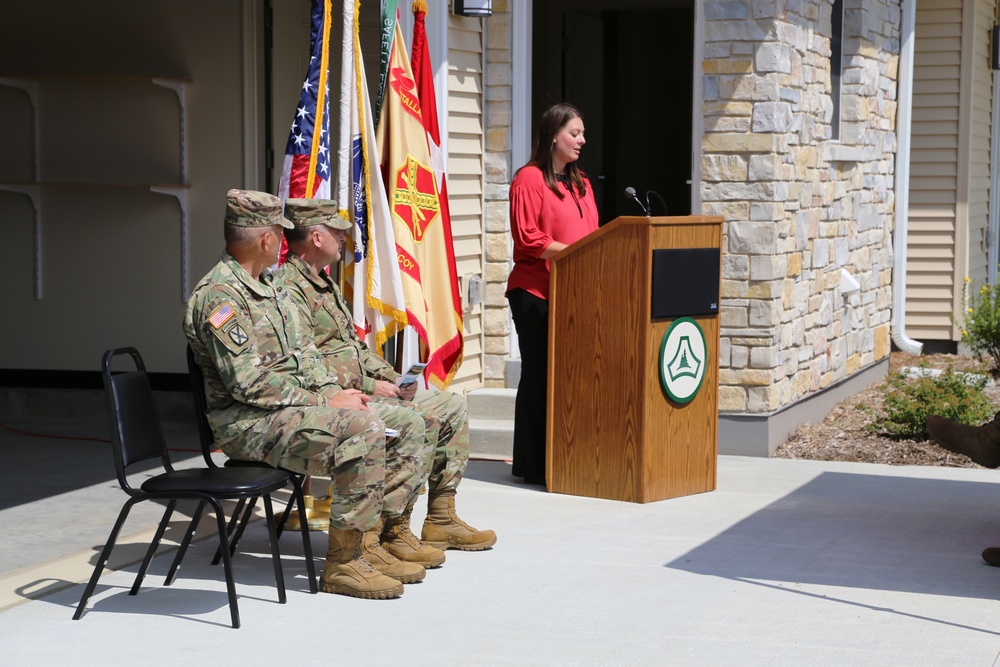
[373,380,401,398]
[325,388,372,412]
[398,381,417,401]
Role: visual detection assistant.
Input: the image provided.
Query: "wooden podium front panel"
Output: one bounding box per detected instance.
[548,216,722,503]
[548,223,648,502]
[641,223,720,501]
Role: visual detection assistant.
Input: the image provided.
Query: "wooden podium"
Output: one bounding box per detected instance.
[546,215,723,503]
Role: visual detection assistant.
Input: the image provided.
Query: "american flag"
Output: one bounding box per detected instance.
[208,303,235,329]
[277,0,332,203]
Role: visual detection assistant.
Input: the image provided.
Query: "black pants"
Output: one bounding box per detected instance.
[507,288,548,482]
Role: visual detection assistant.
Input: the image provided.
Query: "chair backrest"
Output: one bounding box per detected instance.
[185,344,219,468]
[101,347,171,492]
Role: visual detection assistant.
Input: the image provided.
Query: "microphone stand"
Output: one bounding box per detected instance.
[646,190,667,217]
[624,186,650,217]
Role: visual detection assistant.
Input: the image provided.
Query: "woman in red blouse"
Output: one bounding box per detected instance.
[506,103,600,485]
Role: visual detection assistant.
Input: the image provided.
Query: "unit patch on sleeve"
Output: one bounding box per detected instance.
[228,324,249,346]
[207,301,254,354]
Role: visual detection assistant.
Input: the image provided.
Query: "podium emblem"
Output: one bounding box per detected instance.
[659,317,707,404]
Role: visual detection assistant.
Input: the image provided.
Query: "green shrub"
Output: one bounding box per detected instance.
[953,277,1000,376]
[873,366,995,439]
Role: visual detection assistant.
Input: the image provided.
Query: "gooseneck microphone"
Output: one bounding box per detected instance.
[625,186,650,217]
[646,190,667,216]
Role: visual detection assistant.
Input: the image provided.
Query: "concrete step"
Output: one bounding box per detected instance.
[469,418,513,460]
[466,388,515,460]
[466,387,516,420]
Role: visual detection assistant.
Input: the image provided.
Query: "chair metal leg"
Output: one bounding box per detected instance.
[262,494,286,604]
[275,495,293,538]
[163,500,207,587]
[212,497,256,565]
[207,497,240,629]
[211,497,249,565]
[290,475,318,593]
[227,496,258,557]
[274,471,305,538]
[73,498,139,620]
[131,500,177,594]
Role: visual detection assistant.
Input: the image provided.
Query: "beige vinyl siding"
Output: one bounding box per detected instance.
[446,13,485,391]
[968,0,995,288]
[906,1,963,339]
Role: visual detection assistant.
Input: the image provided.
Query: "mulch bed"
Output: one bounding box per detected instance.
[773,352,1000,468]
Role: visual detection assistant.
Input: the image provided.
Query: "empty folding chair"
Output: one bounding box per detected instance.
[74,347,291,629]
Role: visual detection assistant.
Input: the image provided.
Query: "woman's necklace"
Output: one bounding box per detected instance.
[556,172,582,218]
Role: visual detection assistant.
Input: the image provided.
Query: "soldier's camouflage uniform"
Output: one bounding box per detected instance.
[184,252,428,530]
[280,252,469,495]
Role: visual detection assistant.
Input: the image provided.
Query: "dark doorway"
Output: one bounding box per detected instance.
[533,0,694,224]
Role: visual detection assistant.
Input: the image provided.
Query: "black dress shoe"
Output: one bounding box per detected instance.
[982,547,1000,566]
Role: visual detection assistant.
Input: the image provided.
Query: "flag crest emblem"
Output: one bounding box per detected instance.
[392,154,440,242]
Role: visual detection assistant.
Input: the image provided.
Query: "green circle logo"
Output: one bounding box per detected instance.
[659,317,708,404]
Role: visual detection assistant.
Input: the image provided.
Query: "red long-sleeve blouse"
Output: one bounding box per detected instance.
[506,165,599,300]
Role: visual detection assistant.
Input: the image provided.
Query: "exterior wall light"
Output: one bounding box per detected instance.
[453,0,492,17]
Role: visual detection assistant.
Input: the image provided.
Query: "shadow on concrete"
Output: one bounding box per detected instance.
[462,459,548,492]
[667,471,1000,601]
[0,421,200,511]
[18,506,318,625]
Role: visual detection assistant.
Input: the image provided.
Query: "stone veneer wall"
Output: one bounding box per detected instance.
[703,0,899,415]
[479,0,899,403]
[482,0,513,388]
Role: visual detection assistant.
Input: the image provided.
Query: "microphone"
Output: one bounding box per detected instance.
[646,190,667,216]
[625,186,650,217]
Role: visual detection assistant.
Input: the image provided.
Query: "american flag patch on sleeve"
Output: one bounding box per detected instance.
[209,303,236,329]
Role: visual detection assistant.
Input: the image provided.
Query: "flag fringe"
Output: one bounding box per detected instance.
[425,328,464,389]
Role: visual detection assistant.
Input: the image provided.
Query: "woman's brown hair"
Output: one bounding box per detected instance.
[520,103,588,200]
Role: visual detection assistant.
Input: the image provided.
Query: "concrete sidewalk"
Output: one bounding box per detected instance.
[4,419,1000,665]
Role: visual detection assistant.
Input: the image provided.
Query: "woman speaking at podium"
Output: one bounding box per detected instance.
[506,103,600,486]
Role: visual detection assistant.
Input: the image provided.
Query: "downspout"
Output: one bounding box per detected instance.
[891,0,923,355]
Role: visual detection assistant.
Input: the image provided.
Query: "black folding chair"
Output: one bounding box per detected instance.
[186,345,317,593]
[74,347,290,629]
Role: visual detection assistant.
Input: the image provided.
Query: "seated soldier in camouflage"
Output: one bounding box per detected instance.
[184,189,432,600]
[279,198,496,563]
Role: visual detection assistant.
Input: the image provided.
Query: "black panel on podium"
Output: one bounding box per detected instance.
[651,248,720,319]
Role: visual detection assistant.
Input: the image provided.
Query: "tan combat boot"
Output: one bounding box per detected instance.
[926,412,1000,468]
[321,527,404,599]
[421,490,497,551]
[381,508,446,568]
[362,518,426,583]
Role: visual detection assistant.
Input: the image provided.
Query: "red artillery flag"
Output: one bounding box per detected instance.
[410,0,463,387]
[376,6,463,389]
[334,0,407,352]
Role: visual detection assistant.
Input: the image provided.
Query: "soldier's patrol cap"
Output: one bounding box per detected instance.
[284,198,352,231]
[224,189,294,229]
